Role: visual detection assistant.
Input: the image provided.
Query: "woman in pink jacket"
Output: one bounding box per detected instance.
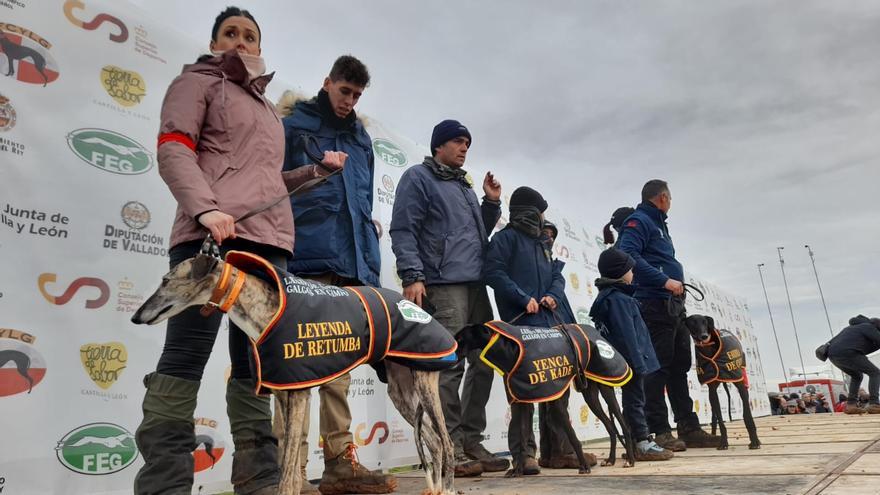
[134,7,346,494]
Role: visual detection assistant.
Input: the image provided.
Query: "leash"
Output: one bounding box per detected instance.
[198,134,342,258]
[683,283,705,301]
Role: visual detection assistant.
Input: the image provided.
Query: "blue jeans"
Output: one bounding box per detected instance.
[622,373,649,442]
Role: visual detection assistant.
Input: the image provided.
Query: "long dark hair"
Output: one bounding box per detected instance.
[603,206,635,245]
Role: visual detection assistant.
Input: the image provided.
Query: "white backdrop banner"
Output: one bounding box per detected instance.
[0,2,770,494]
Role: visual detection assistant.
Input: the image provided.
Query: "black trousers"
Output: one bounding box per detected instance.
[155,238,290,381]
[830,352,880,404]
[640,298,699,435]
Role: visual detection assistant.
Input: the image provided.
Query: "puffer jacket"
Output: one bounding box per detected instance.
[157,50,314,252]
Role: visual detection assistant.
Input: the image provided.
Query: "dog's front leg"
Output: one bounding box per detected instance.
[707,385,728,450]
[551,399,590,474]
[736,383,761,449]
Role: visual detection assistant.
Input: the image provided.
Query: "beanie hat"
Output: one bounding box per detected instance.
[597,248,635,280]
[431,120,471,155]
[510,186,548,213]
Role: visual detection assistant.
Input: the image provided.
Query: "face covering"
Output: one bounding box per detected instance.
[212,50,266,80]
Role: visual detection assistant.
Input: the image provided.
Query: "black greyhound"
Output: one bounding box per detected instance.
[0,31,49,87]
[457,322,635,477]
[0,349,34,393]
[684,314,761,450]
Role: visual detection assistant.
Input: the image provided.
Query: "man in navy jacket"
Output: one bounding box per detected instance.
[828,315,880,414]
[391,120,507,476]
[279,56,391,494]
[618,179,720,450]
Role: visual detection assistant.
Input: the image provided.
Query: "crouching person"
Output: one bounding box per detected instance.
[589,248,673,461]
[827,315,880,414]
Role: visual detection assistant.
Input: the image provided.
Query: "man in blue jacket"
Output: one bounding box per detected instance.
[484,190,592,472]
[390,120,507,477]
[279,55,393,494]
[618,179,720,451]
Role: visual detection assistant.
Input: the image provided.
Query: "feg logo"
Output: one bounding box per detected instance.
[194,418,226,473]
[0,328,46,397]
[354,422,389,447]
[38,273,110,309]
[56,423,138,475]
[372,138,407,167]
[63,0,129,43]
[0,23,60,86]
[66,128,153,175]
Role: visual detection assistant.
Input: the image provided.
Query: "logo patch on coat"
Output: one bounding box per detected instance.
[397,300,432,323]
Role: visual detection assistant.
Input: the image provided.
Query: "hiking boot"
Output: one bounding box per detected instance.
[523,456,541,476]
[454,450,484,478]
[845,403,866,415]
[865,404,880,414]
[318,445,398,494]
[635,439,674,461]
[300,467,319,494]
[653,431,686,452]
[464,443,509,472]
[538,451,598,468]
[677,426,722,449]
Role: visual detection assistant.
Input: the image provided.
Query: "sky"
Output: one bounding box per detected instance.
[133,0,880,385]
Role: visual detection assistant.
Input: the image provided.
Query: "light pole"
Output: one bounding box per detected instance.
[758,263,789,385]
[805,245,835,339]
[777,247,808,383]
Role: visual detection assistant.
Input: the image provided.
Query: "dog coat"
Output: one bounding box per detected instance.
[224,251,458,393]
[478,321,632,403]
[694,328,746,385]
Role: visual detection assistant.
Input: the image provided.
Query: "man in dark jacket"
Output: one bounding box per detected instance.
[590,248,673,461]
[279,55,393,494]
[483,190,582,473]
[390,120,507,476]
[618,179,720,450]
[828,315,880,414]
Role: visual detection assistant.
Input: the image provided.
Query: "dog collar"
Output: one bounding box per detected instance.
[201,263,247,316]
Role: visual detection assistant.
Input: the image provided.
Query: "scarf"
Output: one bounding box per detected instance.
[211,50,266,81]
[508,205,543,238]
[424,156,471,187]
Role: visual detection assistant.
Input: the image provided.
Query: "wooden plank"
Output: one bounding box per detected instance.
[395,475,811,495]
[818,475,880,495]
[842,453,880,475]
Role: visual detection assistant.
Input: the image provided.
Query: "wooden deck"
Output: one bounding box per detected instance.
[390,413,880,494]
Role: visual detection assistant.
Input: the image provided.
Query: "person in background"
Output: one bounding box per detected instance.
[827,315,880,414]
[602,206,636,246]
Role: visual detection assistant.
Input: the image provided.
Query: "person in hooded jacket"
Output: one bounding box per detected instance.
[138,7,347,495]
[828,315,880,414]
[590,248,673,461]
[276,55,395,495]
[484,187,575,474]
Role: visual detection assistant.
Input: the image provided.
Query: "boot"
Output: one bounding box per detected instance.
[464,442,510,472]
[866,403,880,414]
[133,372,200,495]
[227,378,280,494]
[453,448,484,478]
[634,438,674,461]
[538,450,598,468]
[653,431,686,452]
[318,444,399,494]
[677,424,722,449]
[523,456,541,476]
[845,402,866,414]
[300,466,320,494]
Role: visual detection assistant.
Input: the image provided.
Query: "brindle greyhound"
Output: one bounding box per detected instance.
[132,254,455,495]
[0,349,34,393]
[456,323,635,476]
[684,314,761,450]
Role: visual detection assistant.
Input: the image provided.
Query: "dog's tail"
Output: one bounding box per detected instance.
[723,382,733,422]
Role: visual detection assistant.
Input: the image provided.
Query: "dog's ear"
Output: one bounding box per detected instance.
[706,316,715,331]
[191,254,219,279]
